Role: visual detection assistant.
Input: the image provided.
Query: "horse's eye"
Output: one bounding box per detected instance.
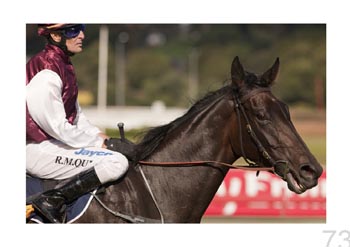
[256,111,266,120]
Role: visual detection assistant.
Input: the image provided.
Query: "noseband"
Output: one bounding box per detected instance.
[233,87,290,179]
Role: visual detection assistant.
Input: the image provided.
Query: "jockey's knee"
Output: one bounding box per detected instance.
[94,153,129,184]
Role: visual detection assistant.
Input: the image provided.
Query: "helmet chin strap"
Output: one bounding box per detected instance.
[48,35,75,57]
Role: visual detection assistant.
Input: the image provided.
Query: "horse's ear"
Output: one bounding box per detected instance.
[231,56,245,87]
[261,57,280,86]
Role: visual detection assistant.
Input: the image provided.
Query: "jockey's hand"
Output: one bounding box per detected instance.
[104,138,136,161]
[99,133,110,148]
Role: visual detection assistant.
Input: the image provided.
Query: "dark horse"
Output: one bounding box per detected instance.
[32,57,324,223]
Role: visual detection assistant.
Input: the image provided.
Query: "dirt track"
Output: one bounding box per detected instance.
[291,109,326,136]
[294,119,326,136]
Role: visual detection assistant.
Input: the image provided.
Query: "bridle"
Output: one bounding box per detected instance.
[139,86,291,180]
[232,87,290,179]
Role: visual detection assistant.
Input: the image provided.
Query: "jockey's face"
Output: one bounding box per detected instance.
[49,30,85,54]
[65,30,85,54]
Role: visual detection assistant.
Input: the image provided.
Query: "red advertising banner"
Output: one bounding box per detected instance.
[204,170,326,217]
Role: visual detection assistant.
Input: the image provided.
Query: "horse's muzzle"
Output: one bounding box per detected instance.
[285,163,323,194]
[299,163,323,187]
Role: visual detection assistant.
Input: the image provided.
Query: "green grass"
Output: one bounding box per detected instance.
[302,135,326,165]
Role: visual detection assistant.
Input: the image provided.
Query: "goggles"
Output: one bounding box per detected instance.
[62,24,85,39]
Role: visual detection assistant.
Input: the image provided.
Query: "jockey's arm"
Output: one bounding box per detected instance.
[26,69,105,148]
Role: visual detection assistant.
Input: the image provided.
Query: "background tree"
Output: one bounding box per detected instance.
[26,24,326,108]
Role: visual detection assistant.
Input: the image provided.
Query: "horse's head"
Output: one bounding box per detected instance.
[230,56,323,194]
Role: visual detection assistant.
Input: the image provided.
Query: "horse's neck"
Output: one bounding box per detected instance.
[142,99,235,222]
[150,98,235,161]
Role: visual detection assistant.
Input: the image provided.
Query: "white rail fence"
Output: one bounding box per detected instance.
[82,103,187,131]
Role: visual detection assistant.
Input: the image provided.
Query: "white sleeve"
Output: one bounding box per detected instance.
[26,69,104,148]
[74,101,102,136]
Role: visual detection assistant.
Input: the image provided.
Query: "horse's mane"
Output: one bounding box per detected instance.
[135,84,234,162]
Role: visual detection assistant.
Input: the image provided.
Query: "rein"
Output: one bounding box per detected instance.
[138,160,274,173]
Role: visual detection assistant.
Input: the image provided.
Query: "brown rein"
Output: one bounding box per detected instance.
[137,87,291,178]
[138,160,275,173]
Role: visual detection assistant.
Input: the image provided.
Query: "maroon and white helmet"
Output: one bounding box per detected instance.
[37,24,85,38]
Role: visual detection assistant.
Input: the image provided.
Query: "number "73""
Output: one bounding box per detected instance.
[323,230,350,247]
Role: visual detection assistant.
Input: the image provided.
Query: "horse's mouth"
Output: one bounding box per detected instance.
[285,172,307,194]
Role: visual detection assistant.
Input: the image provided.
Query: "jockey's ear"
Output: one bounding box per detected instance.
[260,57,280,86]
[231,56,245,89]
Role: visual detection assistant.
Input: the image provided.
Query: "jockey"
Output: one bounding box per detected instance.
[26,24,134,223]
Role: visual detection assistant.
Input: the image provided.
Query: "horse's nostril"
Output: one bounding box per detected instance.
[300,164,316,180]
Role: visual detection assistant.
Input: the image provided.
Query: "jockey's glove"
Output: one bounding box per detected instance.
[104,138,136,161]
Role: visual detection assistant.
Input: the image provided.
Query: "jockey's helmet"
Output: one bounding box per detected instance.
[37,24,85,39]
